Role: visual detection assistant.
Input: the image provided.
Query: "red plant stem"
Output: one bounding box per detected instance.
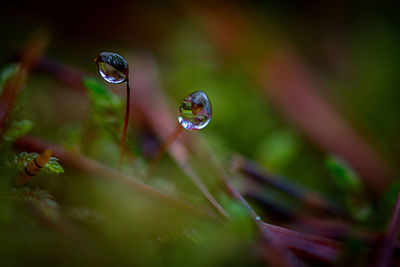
[130,55,230,219]
[374,189,400,267]
[243,191,297,221]
[0,32,48,138]
[24,55,230,219]
[192,136,340,264]
[181,162,231,219]
[15,134,345,263]
[14,135,215,221]
[217,152,299,265]
[262,222,341,263]
[225,178,299,267]
[118,80,131,171]
[225,179,258,220]
[231,154,344,216]
[146,125,183,180]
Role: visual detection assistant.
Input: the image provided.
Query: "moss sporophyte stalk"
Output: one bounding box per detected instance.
[147,90,212,179]
[94,52,131,171]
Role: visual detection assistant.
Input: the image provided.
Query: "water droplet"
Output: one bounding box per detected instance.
[178,90,212,130]
[255,216,261,221]
[94,52,129,84]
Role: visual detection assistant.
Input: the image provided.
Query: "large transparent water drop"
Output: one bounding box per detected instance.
[94,52,129,84]
[178,90,212,130]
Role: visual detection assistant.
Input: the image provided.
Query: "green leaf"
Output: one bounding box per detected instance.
[4,119,33,142]
[10,151,38,170]
[43,157,64,174]
[325,155,371,222]
[0,64,19,91]
[256,130,299,172]
[219,194,255,238]
[349,201,371,222]
[59,124,82,150]
[82,77,122,110]
[325,155,360,191]
[10,188,60,220]
[377,181,400,225]
[82,77,123,137]
[9,152,64,174]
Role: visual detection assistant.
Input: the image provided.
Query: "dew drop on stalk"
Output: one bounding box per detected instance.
[178,90,212,130]
[94,52,129,84]
[94,51,131,171]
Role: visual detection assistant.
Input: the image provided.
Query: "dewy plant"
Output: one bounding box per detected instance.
[147,90,212,178]
[94,52,131,170]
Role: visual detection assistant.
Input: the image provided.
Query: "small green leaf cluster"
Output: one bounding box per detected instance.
[82,77,123,135]
[325,155,371,222]
[0,64,19,90]
[3,119,33,142]
[9,187,60,220]
[9,152,64,174]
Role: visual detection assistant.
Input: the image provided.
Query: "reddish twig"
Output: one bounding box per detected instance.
[0,32,48,137]
[292,217,379,242]
[244,191,297,221]
[187,130,343,264]
[225,178,300,267]
[14,135,215,221]
[231,154,344,216]
[246,190,381,243]
[262,222,341,264]
[258,51,395,195]
[28,53,229,219]
[129,54,230,219]
[14,135,346,264]
[196,139,299,265]
[374,189,400,267]
[34,56,88,93]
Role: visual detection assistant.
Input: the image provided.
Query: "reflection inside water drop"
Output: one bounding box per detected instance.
[178,90,212,130]
[95,52,129,84]
[97,62,127,84]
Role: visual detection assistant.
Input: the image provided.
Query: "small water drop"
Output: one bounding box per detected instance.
[94,52,129,84]
[178,90,212,130]
[255,216,261,221]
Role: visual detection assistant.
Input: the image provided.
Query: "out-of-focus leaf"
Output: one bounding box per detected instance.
[149,177,177,196]
[3,119,33,142]
[256,130,299,172]
[325,155,360,191]
[82,77,123,139]
[350,202,372,222]
[82,77,122,111]
[220,194,255,238]
[376,181,400,226]
[10,151,38,169]
[59,124,82,151]
[0,64,19,91]
[325,155,371,222]
[10,188,60,220]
